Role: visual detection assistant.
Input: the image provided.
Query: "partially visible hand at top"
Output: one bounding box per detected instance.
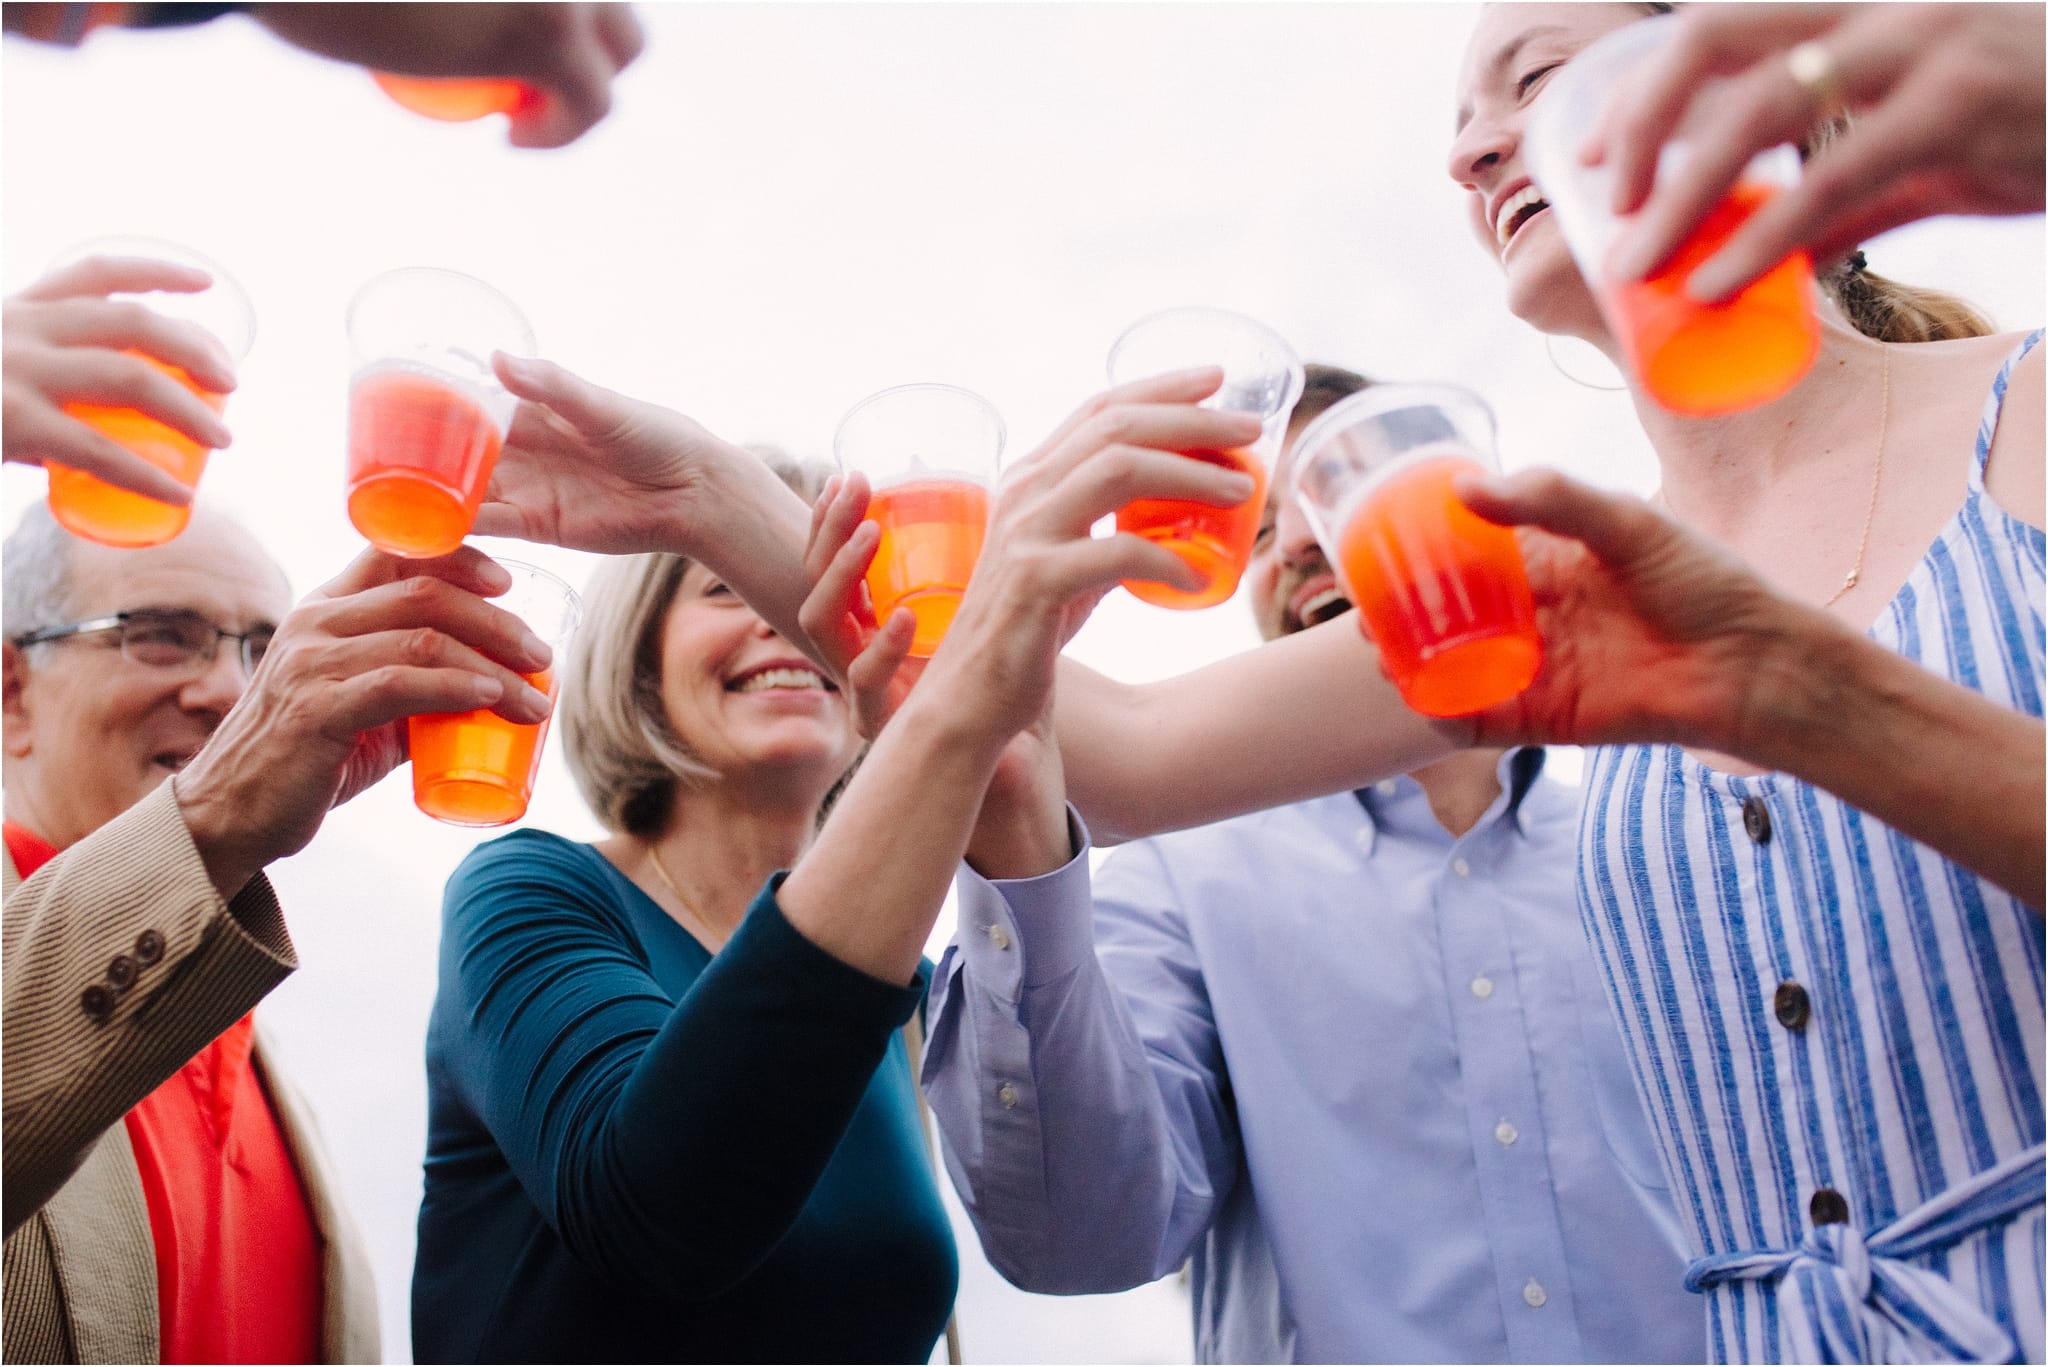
[1590,3,2045,300]
[252,2,645,148]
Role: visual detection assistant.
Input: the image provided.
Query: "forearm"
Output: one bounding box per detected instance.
[691,447,830,670]
[1738,619,2045,909]
[924,855,1218,1291]
[780,688,1010,984]
[1057,621,1465,843]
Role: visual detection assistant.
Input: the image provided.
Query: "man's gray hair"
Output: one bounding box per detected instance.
[2,503,80,641]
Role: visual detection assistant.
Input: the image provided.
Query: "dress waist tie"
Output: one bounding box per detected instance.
[1684,1142,2045,1363]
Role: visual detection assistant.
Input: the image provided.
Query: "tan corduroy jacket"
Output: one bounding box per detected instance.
[2,783,379,1363]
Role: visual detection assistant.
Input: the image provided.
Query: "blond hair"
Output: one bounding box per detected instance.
[559,448,829,837]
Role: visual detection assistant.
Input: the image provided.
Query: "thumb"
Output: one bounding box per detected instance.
[1456,467,1671,571]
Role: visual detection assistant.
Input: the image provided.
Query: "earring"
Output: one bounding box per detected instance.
[1544,334,1629,392]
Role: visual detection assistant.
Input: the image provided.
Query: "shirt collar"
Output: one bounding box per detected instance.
[1351,746,1548,839]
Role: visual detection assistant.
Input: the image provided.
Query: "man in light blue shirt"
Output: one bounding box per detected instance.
[922,365,1706,1363]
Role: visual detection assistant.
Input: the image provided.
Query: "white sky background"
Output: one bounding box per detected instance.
[4,5,2042,1362]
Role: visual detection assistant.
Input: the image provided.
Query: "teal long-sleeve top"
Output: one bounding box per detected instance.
[411,830,957,1363]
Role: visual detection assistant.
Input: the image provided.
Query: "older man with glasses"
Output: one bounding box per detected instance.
[1,500,551,1364]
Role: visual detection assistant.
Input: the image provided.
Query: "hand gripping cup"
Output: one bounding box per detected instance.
[834,384,1006,658]
[409,560,578,827]
[1105,307,1303,609]
[1288,384,1541,718]
[46,237,256,548]
[346,268,533,558]
[1524,15,1819,416]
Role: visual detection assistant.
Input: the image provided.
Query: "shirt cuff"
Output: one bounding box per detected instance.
[953,805,1097,992]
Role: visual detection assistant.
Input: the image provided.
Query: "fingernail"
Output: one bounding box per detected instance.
[518,682,553,719]
[1222,474,1257,502]
[477,559,514,592]
[521,630,552,667]
[204,419,233,450]
[1684,265,1733,305]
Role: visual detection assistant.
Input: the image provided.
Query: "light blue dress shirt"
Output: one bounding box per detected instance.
[924,750,1707,1363]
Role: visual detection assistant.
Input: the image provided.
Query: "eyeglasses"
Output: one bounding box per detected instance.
[12,610,275,675]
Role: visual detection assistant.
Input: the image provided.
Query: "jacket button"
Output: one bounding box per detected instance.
[1773,981,1811,1031]
[134,930,166,966]
[80,984,115,1022]
[106,954,139,991]
[1741,797,1772,844]
[1809,1188,1851,1225]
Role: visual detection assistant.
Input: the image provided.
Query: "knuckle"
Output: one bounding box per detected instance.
[402,626,446,666]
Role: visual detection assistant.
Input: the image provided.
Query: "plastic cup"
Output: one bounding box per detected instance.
[1105,307,1303,609]
[45,236,255,548]
[373,72,531,122]
[833,384,1005,658]
[409,560,578,827]
[1288,384,1541,718]
[346,268,532,559]
[1524,14,1819,416]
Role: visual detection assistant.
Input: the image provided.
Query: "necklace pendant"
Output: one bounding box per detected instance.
[1841,571,1859,590]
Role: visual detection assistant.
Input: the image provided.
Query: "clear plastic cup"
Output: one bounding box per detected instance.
[1105,307,1303,609]
[833,383,1005,658]
[45,236,256,548]
[346,268,532,558]
[1524,15,1819,416]
[1289,383,1541,717]
[409,559,578,827]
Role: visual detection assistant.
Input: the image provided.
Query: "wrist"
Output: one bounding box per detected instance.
[1708,601,1864,768]
[966,732,1074,880]
[170,765,267,901]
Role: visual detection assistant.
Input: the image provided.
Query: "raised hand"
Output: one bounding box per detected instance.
[1589,3,2045,300]
[253,3,646,148]
[4,256,238,504]
[1454,467,1812,754]
[173,546,553,898]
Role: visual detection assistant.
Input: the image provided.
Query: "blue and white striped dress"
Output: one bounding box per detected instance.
[1580,331,2045,1364]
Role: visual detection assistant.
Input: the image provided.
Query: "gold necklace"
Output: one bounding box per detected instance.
[1656,345,1889,610]
[644,841,734,950]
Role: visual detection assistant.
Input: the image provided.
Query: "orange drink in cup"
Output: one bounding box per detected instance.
[834,384,1005,658]
[373,72,530,122]
[409,560,578,827]
[1290,384,1540,718]
[1523,14,1818,417]
[1105,308,1303,609]
[345,268,532,559]
[46,238,255,548]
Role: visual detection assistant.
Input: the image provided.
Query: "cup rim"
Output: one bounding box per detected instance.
[50,234,258,362]
[1105,305,1305,421]
[831,381,1008,471]
[1285,380,1499,493]
[345,265,537,357]
[486,556,581,642]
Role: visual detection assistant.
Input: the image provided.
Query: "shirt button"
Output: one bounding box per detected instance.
[1451,857,1472,878]
[1470,976,1495,1000]
[1741,796,1773,844]
[986,924,1012,951]
[1375,779,1398,796]
[80,984,115,1022]
[1495,1119,1519,1146]
[1522,1279,1548,1308]
[1809,1187,1851,1226]
[105,954,138,991]
[134,930,166,966]
[1774,980,1812,1032]
[997,1083,1020,1109]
